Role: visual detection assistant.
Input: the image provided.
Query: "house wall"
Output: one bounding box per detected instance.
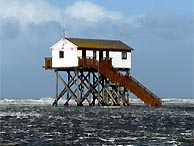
[109,51,131,69]
[51,39,78,68]
[51,38,131,69]
[86,50,93,58]
[84,50,131,69]
[77,50,82,58]
[86,50,99,59]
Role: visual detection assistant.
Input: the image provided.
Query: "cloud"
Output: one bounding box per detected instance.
[0,17,21,39]
[0,0,142,28]
[0,0,193,97]
[0,0,63,25]
[129,8,193,97]
[64,0,143,28]
[64,1,123,23]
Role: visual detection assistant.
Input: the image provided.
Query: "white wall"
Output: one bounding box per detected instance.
[85,50,99,60]
[85,50,131,68]
[51,39,78,68]
[86,50,93,58]
[82,50,131,68]
[110,51,131,69]
[77,50,82,58]
[51,38,131,69]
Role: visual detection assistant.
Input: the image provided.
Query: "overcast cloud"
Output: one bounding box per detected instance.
[0,0,193,98]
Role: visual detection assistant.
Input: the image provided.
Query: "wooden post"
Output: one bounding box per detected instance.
[55,70,58,106]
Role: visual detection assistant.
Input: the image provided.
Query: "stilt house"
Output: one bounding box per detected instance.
[44,38,162,107]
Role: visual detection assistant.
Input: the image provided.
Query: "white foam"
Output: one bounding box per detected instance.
[130,98,194,105]
[111,115,121,119]
[0,98,193,105]
[99,137,115,142]
[0,111,41,118]
[121,136,137,141]
[162,98,194,105]
[0,97,64,105]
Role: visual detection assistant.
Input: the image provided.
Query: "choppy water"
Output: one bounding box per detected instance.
[0,98,194,145]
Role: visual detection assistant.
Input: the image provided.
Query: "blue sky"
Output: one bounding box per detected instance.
[0,0,193,98]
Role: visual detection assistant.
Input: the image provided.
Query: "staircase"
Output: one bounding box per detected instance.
[79,58,163,107]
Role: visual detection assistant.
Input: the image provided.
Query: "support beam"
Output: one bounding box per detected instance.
[52,70,58,106]
[52,68,132,106]
[58,72,79,104]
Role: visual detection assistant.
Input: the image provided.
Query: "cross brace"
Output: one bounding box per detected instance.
[52,70,131,106]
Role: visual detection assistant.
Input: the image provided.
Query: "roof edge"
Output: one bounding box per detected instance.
[65,37,134,51]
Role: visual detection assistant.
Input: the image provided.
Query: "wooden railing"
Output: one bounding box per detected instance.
[44,57,52,69]
[78,57,162,107]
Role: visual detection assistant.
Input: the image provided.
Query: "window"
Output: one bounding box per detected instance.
[122,52,127,59]
[59,51,64,58]
[93,51,96,58]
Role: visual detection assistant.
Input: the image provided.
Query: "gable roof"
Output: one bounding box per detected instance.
[66,38,134,52]
[50,38,78,49]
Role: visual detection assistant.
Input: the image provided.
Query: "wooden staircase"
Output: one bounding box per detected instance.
[79,58,162,107]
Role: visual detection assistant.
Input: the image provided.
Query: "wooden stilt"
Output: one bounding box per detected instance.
[52,67,133,106]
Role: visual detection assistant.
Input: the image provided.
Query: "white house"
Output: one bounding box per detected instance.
[48,38,133,69]
[45,38,163,107]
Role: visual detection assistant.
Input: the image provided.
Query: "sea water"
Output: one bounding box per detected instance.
[0,98,193,145]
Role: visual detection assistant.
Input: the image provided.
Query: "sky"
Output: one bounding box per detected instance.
[0,0,193,98]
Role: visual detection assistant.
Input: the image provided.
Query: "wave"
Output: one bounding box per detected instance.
[0,97,193,105]
[161,98,194,105]
[0,97,61,105]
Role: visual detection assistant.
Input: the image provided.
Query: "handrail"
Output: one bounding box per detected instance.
[78,57,162,106]
[129,76,161,101]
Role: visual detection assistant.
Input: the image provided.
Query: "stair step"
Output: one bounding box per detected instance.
[79,58,162,107]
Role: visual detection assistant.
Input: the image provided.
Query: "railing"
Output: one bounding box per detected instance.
[101,61,162,106]
[78,57,162,106]
[129,76,162,101]
[44,57,52,69]
[78,57,112,69]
